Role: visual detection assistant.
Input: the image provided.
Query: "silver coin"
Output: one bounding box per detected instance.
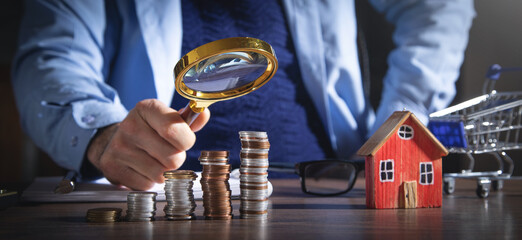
[165,197,194,202]
[165,190,193,194]
[128,191,157,196]
[165,178,195,182]
[166,214,196,220]
[240,157,269,162]
[126,191,157,222]
[163,178,197,220]
[239,131,268,138]
[164,202,196,207]
[126,214,156,219]
[164,203,196,208]
[240,189,268,196]
[165,211,195,216]
[240,149,270,154]
[165,182,194,186]
[239,181,268,186]
[240,175,268,182]
[126,217,155,222]
[240,213,268,219]
[240,200,269,211]
[200,162,229,166]
[126,206,156,211]
[240,168,268,174]
[199,157,229,161]
[240,161,269,167]
[240,138,270,143]
[240,187,268,192]
[240,191,267,197]
[127,197,156,202]
[240,168,269,174]
[240,195,268,201]
[126,202,156,207]
[240,182,268,188]
[164,206,197,211]
[165,197,192,202]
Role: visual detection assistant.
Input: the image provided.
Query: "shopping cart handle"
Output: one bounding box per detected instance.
[485,64,522,81]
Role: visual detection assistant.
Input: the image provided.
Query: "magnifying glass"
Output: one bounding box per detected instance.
[174,37,278,124]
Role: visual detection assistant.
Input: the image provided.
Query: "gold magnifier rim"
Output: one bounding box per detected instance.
[174,37,278,109]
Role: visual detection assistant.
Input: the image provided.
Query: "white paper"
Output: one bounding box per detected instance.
[22,172,240,202]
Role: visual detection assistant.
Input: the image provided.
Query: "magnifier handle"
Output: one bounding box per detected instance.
[179,103,202,126]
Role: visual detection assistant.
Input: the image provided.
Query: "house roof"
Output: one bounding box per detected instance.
[356,111,448,156]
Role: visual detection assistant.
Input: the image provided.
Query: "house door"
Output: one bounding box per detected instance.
[400,181,417,208]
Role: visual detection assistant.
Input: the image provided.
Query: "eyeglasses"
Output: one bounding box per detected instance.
[269,159,364,196]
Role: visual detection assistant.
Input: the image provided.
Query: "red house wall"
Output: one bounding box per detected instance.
[368,118,442,208]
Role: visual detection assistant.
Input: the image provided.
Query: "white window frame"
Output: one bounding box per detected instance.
[398,124,414,140]
[379,159,394,182]
[419,162,434,185]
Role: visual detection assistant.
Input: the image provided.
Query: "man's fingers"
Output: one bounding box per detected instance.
[122,114,186,170]
[134,99,196,151]
[115,168,155,191]
[99,155,156,191]
[93,99,207,190]
[119,149,169,183]
[190,108,211,132]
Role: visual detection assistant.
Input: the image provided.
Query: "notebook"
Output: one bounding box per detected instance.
[21,172,242,202]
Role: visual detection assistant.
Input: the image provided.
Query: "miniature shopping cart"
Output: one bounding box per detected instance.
[428,64,522,198]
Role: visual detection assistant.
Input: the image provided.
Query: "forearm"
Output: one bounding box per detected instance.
[12,0,128,172]
[86,123,119,171]
[369,0,475,132]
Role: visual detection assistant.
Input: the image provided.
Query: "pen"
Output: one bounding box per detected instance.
[54,170,77,194]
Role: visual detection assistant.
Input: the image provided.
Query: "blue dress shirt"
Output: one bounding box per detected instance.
[12,0,475,173]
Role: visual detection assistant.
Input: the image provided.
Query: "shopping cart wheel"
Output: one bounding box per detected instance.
[476,178,491,198]
[492,180,504,191]
[443,178,455,194]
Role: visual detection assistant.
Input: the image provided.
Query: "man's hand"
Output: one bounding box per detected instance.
[87,99,210,190]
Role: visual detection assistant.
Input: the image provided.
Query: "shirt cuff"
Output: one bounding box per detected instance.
[71,99,128,129]
[57,100,128,174]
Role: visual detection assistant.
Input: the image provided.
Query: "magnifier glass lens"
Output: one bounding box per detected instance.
[183,51,268,93]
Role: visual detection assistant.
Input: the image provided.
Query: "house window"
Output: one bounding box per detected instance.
[398,125,414,140]
[420,162,434,185]
[379,160,394,182]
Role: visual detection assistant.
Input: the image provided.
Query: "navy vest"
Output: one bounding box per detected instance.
[174,0,334,174]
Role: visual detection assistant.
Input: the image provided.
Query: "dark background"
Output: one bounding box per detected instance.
[1,1,521,186]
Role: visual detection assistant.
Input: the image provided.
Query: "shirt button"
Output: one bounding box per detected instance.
[71,136,78,147]
[81,114,96,125]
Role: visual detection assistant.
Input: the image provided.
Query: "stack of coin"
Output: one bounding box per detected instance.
[163,170,198,220]
[199,150,233,220]
[239,131,270,219]
[86,208,122,223]
[125,192,157,221]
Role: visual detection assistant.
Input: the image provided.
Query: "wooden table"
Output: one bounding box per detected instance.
[1,178,522,239]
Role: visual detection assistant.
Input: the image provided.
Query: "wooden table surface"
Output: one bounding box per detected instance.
[1,178,522,239]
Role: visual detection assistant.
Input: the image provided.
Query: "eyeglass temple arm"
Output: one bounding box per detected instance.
[267,162,298,174]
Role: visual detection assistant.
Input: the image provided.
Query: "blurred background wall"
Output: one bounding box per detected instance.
[0,1,66,187]
[457,0,522,175]
[1,1,521,186]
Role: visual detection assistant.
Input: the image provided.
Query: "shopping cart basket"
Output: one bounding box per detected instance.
[428,64,522,198]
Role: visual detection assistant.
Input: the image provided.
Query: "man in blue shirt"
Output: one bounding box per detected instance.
[12,0,475,190]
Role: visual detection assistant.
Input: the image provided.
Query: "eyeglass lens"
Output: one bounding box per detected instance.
[303,162,357,195]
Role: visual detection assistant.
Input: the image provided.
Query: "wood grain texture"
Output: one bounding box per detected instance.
[1,179,522,239]
[357,111,448,156]
[400,181,417,208]
[364,114,444,209]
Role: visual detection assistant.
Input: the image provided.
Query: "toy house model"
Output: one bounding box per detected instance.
[357,111,448,209]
